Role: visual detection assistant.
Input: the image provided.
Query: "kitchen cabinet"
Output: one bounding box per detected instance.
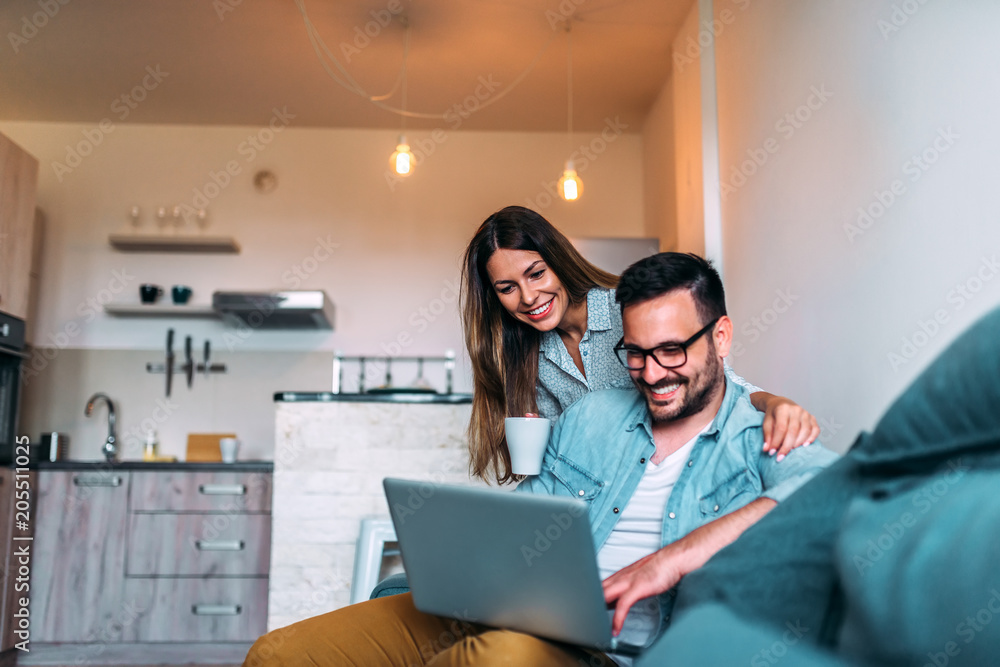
[31,470,130,642]
[123,471,271,642]
[0,132,39,321]
[27,464,272,664]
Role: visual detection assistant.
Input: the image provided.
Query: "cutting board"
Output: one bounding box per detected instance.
[185,433,237,462]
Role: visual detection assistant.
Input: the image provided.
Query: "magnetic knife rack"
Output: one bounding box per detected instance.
[146,328,227,396]
[333,352,455,394]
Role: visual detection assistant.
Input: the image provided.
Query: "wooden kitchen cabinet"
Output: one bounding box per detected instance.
[120,578,269,642]
[0,132,39,321]
[127,512,271,576]
[27,465,272,664]
[30,470,130,642]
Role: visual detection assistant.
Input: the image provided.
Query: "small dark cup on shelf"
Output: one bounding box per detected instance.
[139,284,163,304]
[171,285,193,305]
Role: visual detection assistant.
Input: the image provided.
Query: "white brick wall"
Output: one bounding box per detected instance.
[267,401,479,630]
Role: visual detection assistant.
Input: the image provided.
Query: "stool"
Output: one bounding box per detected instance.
[350,518,399,605]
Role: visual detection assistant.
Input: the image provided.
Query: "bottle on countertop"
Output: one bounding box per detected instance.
[143,429,159,461]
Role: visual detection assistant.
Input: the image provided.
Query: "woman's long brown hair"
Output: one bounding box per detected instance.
[461,206,618,484]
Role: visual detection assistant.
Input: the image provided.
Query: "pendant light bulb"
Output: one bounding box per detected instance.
[390,135,414,177]
[558,160,583,201]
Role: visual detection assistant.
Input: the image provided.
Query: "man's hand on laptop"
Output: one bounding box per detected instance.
[602,540,691,636]
[602,497,778,636]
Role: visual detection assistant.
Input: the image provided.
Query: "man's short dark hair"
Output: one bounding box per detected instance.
[615,252,727,325]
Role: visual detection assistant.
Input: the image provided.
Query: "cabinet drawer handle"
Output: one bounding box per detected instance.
[73,475,123,487]
[195,539,245,551]
[198,484,246,495]
[192,604,242,616]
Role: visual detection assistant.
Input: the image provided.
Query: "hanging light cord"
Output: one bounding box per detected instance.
[295,0,561,120]
[566,24,573,153]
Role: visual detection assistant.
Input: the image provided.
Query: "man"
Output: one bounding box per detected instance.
[243,253,837,666]
[517,252,838,663]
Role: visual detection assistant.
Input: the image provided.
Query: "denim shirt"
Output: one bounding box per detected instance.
[535,287,763,419]
[517,380,839,631]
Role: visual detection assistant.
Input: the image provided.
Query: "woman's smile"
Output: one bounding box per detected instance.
[524,298,555,321]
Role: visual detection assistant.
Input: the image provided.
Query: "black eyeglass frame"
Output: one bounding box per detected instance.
[613,317,721,371]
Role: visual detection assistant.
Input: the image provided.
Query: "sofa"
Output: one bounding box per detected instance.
[374,306,1000,666]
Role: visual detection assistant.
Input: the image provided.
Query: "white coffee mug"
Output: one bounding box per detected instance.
[219,437,240,463]
[504,417,551,476]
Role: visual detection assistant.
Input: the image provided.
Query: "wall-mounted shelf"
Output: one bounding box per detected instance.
[104,304,220,318]
[108,234,240,253]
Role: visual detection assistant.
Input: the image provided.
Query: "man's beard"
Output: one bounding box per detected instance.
[637,345,725,424]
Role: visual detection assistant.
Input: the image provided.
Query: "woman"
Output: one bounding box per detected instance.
[461,205,819,484]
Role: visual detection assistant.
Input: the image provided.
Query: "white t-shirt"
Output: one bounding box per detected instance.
[596,431,702,666]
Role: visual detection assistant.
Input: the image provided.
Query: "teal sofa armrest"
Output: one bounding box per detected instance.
[638,603,847,667]
[370,572,410,600]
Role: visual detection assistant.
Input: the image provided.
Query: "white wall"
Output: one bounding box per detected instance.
[0,122,643,353]
[714,0,1000,451]
[1,121,644,459]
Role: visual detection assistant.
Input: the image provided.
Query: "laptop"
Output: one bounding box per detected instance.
[383,478,646,656]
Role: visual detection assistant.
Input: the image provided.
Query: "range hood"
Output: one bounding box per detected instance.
[212,290,334,330]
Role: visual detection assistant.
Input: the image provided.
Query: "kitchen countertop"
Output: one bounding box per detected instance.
[25,460,273,472]
[273,391,473,404]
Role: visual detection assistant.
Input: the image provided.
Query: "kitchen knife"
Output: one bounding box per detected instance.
[166,328,175,397]
[203,340,211,376]
[185,335,194,388]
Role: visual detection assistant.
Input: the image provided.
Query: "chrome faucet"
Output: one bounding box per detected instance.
[85,393,118,462]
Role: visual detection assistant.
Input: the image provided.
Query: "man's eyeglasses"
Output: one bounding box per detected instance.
[613,318,721,371]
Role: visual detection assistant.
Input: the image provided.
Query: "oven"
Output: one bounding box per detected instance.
[0,311,27,465]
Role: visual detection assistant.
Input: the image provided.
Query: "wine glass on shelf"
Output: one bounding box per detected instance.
[155,206,170,233]
[127,205,141,233]
[171,206,183,235]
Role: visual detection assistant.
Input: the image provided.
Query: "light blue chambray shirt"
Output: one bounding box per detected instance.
[535,287,761,419]
[517,379,839,635]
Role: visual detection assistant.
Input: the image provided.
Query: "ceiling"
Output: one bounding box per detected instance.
[0,0,693,132]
